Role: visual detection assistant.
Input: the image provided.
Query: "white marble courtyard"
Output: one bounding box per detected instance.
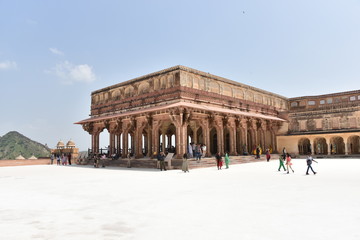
[0,158,359,240]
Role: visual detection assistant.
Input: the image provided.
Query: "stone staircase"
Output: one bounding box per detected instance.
[186,154,281,169]
[79,154,282,170]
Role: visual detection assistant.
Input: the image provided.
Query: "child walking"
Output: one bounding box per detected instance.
[286,153,294,174]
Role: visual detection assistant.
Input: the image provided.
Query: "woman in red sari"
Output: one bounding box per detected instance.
[215,152,223,170]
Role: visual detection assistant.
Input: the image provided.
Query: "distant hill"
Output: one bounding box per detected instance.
[0,131,51,160]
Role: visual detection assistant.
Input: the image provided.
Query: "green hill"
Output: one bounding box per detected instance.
[0,131,51,160]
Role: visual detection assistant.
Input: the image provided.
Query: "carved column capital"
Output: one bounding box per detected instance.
[82,122,94,134]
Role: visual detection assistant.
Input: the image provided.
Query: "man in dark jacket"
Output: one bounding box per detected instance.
[157,152,166,171]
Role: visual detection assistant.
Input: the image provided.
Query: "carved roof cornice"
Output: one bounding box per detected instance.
[289,106,360,117]
[289,89,360,101]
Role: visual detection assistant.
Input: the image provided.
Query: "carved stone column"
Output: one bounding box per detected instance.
[249,118,258,152]
[91,123,105,155]
[226,116,237,155]
[213,115,224,155]
[162,133,166,152]
[344,136,349,155]
[167,134,172,148]
[108,120,121,156]
[240,118,248,154]
[191,126,199,144]
[147,128,152,157]
[109,133,116,155]
[151,119,162,156]
[170,108,190,158]
[135,117,148,158]
[121,119,133,158]
[270,121,279,153]
[199,118,211,157]
[260,119,267,149]
[327,141,331,155]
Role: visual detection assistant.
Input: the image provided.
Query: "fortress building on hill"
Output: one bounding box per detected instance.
[76,66,360,158]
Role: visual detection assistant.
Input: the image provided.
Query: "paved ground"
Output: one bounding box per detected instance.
[0,158,359,240]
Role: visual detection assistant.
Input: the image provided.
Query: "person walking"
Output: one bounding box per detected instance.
[285,153,294,174]
[278,155,286,172]
[182,153,189,173]
[224,152,230,169]
[215,152,223,170]
[265,148,271,162]
[306,154,318,175]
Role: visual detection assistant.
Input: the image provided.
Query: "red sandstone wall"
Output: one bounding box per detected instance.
[0,159,52,167]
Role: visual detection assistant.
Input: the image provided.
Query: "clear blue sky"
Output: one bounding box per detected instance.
[1,0,359,151]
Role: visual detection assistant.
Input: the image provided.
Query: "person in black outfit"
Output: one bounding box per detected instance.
[158,152,166,171]
[68,153,72,165]
[256,146,260,159]
[215,152,222,170]
[282,147,287,160]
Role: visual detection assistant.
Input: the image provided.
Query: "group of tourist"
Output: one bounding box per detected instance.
[214,152,230,170]
[278,147,318,175]
[187,143,207,162]
[51,153,72,165]
[180,151,231,172]
[93,154,107,168]
[181,145,319,174]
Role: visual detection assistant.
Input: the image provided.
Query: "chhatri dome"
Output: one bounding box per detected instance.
[56,140,65,149]
[66,139,76,148]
